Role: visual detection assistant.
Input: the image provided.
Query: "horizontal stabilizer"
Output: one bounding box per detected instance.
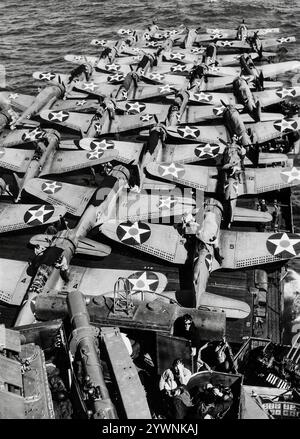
[157,290,250,319]
[76,237,111,257]
[233,207,272,223]
[199,292,251,319]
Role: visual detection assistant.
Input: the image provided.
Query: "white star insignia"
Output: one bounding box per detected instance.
[274,118,298,132]
[210,33,223,39]
[128,271,158,292]
[105,63,121,71]
[159,162,185,178]
[107,73,124,82]
[87,150,103,159]
[195,143,219,158]
[276,87,296,98]
[122,90,128,99]
[171,64,187,72]
[177,126,200,138]
[149,73,165,81]
[126,102,146,113]
[42,181,62,194]
[39,72,55,81]
[8,93,19,100]
[158,196,177,209]
[277,37,291,43]
[192,92,212,102]
[119,221,150,245]
[24,205,54,225]
[190,47,203,54]
[268,232,300,257]
[280,167,300,184]
[94,39,107,46]
[140,114,153,122]
[90,139,114,150]
[76,100,87,106]
[119,28,132,35]
[48,111,69,122]
[81,82,97,91]
[22,127,46,141]
[170,52,185,60]
[159,84,172,93]
[220,40,233,47]
[208,66,221,72]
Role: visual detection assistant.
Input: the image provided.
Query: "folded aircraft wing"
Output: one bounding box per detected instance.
[40,109,93,133]
[24,178,96,216]
[32,71,69,85]
[0,148,35,172]
[250,116,300,143]
[163,142,224,163]
[260,61,300,78]
[101,220,188,263]
[146,162,218,191]
[188,90,235,105]
[0,92,35,112]
[41,148,119,175]
[100,112,156,134]
[205,27,280,35]
[50,98,100,113]
[238,166,300,195]
[166,124,229,143]
[253,86,300,108]
[220,230,300,269]
[74,80,117,98]
[142,72,187,87]
[116,101,169,121]
[0,203,66,234]
[78,137,143,163]
[115,189,195,222]
[0,127,45,147]
[0,258,31,305]
[126,83,181,100]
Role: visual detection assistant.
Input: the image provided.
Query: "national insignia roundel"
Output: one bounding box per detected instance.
[158,162,186,179]
[194,143,220,159]
[48,111,70,123]
[89,139,114,151]
[127,271,159,292]
[22,127,46,142]
[273,118,298,133]
[266,232,300,259]
[41,180,63,194]
[125,102,146,114]
[116,221,151,246]
[23,205,55,226]
[177,126,200,139]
